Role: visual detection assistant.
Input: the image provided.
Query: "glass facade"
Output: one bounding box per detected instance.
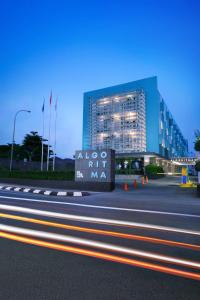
[159,97,188,158]
[83,77,188,158]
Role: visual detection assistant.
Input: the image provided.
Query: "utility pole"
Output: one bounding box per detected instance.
[10,109,31,172]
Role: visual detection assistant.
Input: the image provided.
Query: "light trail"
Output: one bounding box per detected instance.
[1,204,200,236]
[0,231,200,281]
[0,195,200,218]
[1,224,200,269]
[1,212,200,251]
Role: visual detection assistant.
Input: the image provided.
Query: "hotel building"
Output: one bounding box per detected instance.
[82,77,188,170]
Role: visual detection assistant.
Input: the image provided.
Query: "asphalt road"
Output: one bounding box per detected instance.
[0,177,200,300]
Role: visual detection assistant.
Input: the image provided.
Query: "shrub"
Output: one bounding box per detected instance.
[145,164,164,179]
[195,161,200,172]
[0,170,74,181]
[145,164,164,175]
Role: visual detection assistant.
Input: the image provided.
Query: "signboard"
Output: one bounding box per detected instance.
[75,149,115,183]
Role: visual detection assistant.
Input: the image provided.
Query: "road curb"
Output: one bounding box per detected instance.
[0,185,90,197]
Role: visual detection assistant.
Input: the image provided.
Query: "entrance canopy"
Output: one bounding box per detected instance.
[170,157,197,166]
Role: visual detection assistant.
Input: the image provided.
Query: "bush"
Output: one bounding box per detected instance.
[195,161,200,172]
[115,169,143,175]
[194,139,200,152]
[0,170,74,181]
[145,164,164,174]
[145,164,164,179]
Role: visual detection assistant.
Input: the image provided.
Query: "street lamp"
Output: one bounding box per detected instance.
[10,109,31,172]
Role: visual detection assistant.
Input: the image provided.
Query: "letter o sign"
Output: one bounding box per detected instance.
[101,151,107,159]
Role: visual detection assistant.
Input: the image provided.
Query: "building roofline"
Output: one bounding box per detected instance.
[84,76,157,96]
[116,152,165,159]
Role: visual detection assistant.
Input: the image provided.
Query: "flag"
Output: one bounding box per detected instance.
[50,91,52,105]
[47,90,52,171]
[42,98,45,112]
[55,97,58,111]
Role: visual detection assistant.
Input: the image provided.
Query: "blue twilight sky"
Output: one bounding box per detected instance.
[0,0,199,158]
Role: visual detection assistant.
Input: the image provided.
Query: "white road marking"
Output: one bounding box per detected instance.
[14,188,21,191]
[5,187,12,191]
[0,186,4,189]
[44,191,52,195]
[57,192,67,196]
[74,192,82,197]
[0,195,199,219]
[33,190,41,194]
[1,224,200,269]
[0,204,200,236]
[23,189,31,193]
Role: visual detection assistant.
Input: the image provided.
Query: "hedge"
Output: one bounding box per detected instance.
[0,170,74,181]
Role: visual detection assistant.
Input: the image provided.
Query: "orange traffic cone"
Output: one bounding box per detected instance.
[141,176,145,186]
[123,183,128,191]
[133,179,137,188]
[145,176,148,183]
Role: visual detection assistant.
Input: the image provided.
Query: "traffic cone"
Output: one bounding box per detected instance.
[141,176,145,186]
[145,176,148,183]
[133,179,137,188]
[123,183,128,191]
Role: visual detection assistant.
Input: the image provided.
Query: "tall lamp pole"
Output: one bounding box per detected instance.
[10,109,31,172]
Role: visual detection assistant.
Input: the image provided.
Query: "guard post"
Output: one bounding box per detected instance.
[181,166,188,185]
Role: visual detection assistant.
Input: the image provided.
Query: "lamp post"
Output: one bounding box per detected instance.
[10,109,31,172]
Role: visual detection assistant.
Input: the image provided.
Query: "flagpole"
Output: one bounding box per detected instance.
[41,98,45,171]
[47,92,52,171]
[53,98,58,171]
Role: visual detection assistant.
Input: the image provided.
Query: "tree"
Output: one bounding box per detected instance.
[0,145,10,158]
[194,129,200,184]
[194,129,200,152]
[22,131,53,162]
[194,129,200,139]
[195,161,200,172]
[0,144,25,160]
[0,131,53,165]
[194,139,200,152]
